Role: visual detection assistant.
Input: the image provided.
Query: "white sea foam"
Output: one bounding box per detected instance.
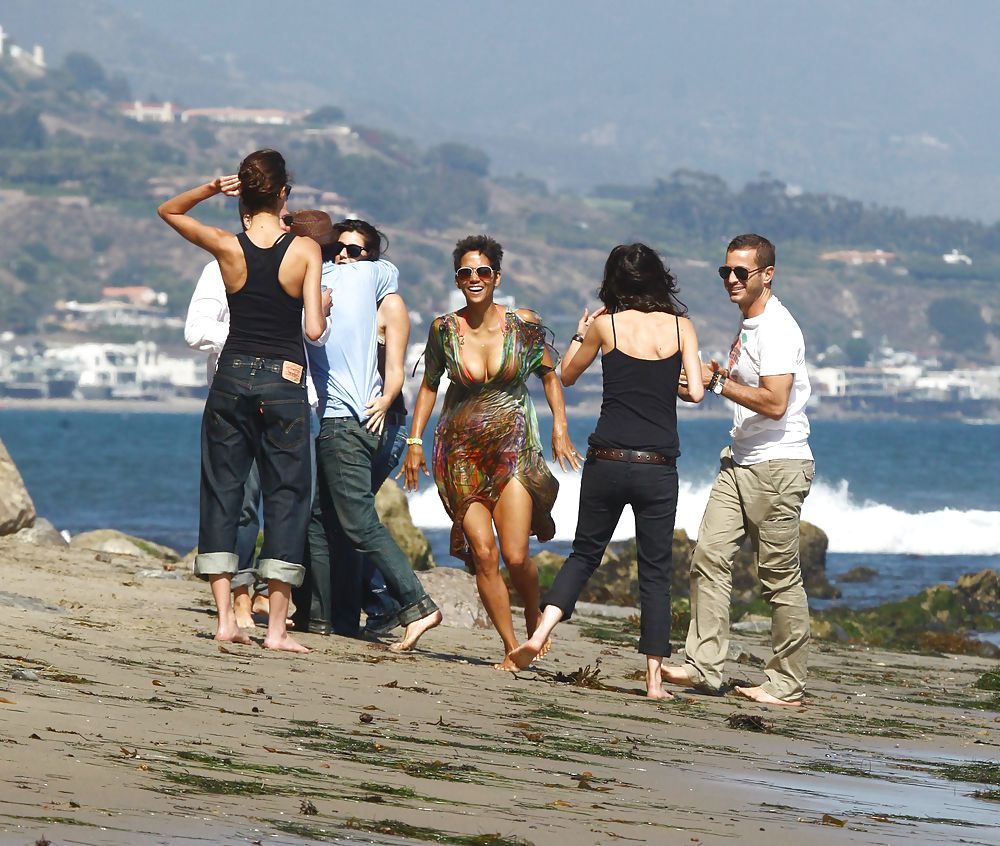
[405,467,1000,556]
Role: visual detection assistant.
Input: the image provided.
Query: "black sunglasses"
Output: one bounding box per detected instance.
[281,213,295,227]
[455,265,495,282]
[284,185,292,198]
[336,242,365,259]
[718,265,769,282]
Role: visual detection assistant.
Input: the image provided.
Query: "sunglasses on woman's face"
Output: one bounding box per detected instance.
[455,265,495,282]
[718,265,769,282]
[284,185,292,198]
[336,242,365,258]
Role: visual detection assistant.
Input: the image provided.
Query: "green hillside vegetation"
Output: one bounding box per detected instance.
[0,52,997,362]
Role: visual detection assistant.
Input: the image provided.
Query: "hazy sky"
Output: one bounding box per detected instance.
[8,0,1000,219]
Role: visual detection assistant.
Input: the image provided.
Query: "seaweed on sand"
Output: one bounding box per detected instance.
[273,818,534,845]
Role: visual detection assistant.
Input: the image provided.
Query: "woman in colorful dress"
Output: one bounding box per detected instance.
[508,243,704,698]
[399,235,580,669]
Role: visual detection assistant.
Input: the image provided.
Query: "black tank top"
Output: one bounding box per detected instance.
[589,313,683,456]
[221,232,305,366]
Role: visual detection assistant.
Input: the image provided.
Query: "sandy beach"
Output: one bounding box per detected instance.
[1,536,998,846]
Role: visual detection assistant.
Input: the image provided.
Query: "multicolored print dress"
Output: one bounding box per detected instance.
[423,306,559,566]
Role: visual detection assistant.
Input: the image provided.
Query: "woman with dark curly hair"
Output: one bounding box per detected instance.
[508,243,704,697]
[158,149,326,653]
[399,234,580,669]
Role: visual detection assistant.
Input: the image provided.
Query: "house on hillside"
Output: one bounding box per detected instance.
[119,100,176,123]
[0,24,46,71]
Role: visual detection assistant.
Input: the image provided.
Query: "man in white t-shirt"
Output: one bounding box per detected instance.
[663,233,815,706]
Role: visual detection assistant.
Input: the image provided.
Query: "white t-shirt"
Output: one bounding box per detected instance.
[729,295,813,465]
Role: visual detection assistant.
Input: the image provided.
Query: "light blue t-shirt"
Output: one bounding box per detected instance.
[307,259,398,420]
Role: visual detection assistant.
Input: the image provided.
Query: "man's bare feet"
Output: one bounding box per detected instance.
[233,592,256,630]
[263,633,310,654]
[735,685,801,707]
[506,638,543,670]
[214,624,251,645]
[660,665,695,687]
[252,593,269,617]
[389,609,443,653]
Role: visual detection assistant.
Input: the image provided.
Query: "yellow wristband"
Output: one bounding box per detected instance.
[405,437,423,446]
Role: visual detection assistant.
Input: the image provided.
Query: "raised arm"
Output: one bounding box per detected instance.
[561,307,607,386]
[157,176,241,258]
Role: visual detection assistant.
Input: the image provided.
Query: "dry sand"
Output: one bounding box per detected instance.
[1,536,998,846]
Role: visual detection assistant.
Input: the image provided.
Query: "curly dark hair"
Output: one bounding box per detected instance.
[330,219,386,262]
[452,234,503,272]
[238,149,290,215]
[598,243,687,315]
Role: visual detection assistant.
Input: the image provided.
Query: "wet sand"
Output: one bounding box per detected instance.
[1,536,998,846]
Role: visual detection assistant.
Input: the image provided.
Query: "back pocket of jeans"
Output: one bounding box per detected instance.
[263,399,306,451]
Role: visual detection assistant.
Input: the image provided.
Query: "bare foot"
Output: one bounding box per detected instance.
[214,625,251,645]
[389,609,443,653]
[494,654,520,672]
[252,593,269,617]
[506,639,543,670]
[646,687,675,700]
[263,633,310,654]
[735,685,801,707]
[536,638,552,661]
[660,665,694,687]
[233,593,256,630]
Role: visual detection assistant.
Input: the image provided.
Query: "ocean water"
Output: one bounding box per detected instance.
[1,409,997,607]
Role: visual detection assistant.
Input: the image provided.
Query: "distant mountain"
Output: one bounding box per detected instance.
[5,0,1000,220]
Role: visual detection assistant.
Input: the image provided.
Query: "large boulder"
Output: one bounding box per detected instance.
[415,567,490,629]
[375,480,434,571]
[0,437,36,536]
[13,517,67,547]
[69,529,180,561]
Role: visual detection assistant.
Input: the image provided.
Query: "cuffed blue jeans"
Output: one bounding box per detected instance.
[194,355,310,587]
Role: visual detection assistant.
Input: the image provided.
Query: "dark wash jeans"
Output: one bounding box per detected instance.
[296,415,436,635]
[362,422,409,625]
[195,355,310,587]
[231,459,262,591]
[543,455,679,657]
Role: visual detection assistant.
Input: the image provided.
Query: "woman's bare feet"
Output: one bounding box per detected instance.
[233,591,256,630]
[214,623,251,645]
[645,657,674,700]
[536,637,553,660]
[506,637,544,670]
[263,632,310,653]
[735,685,801,707]
[494,654,520,672]
[389,609,443,653]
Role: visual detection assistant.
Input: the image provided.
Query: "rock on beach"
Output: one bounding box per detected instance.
[0,436,36,536]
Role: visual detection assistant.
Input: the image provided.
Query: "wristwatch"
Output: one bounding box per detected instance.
[711,373,727,395]
[571,333,585,344]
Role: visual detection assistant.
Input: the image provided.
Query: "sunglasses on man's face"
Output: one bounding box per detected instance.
[718,265,769,282]
[455,265,495,282]
[281,214,295,227]
[336,242,365,259]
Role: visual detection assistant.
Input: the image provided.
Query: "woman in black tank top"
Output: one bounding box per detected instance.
[507,244,705,698]
[158,149,326,654]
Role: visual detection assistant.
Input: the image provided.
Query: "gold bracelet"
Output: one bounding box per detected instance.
[405,437,423,446]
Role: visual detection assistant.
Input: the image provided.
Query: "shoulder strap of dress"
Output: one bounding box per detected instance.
[676,314,681,349]
[610,312,617,350]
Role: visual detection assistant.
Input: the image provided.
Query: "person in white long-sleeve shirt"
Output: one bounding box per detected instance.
[184,204,328,629]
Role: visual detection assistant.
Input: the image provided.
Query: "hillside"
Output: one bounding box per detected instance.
[0,52,997,364]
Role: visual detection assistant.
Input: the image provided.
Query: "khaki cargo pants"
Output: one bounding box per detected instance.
[682,446,815,701]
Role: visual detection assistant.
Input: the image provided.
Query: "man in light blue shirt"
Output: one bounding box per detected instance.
[291,211,441,650]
